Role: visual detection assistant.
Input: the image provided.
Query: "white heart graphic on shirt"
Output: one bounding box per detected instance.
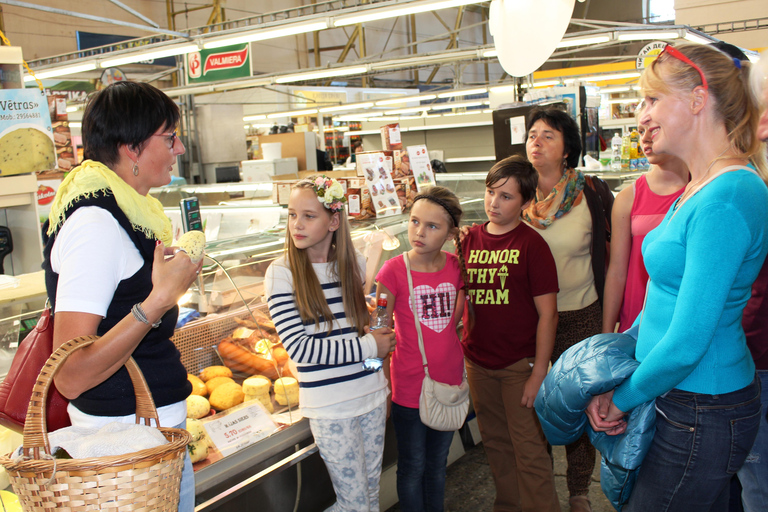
[409,283,457,333]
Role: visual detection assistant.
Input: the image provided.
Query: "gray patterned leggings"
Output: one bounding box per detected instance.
[310,402,387,512]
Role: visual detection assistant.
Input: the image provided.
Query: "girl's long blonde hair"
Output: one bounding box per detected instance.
[286,178,369,335]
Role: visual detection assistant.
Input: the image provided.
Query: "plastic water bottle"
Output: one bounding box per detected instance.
[611,133,622,171]
[621,132,631,170]
[362,294,389,372]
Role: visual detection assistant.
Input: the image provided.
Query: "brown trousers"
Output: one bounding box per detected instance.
[553,301,602,497]
[466,357,561,512]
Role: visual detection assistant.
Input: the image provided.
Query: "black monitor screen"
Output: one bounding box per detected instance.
[215,166,240,183]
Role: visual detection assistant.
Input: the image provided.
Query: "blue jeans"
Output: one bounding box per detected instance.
[626,376,762,512]
[391,402,455,512]
[737,370,768,512]
[174,419,195,512]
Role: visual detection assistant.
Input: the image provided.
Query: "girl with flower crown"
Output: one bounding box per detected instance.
[265,176,396,512]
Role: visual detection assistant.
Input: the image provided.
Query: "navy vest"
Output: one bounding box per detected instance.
[42,191,191,416]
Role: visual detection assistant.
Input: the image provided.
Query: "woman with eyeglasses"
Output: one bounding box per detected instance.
[586,43,768,511]
[42,82,201,511]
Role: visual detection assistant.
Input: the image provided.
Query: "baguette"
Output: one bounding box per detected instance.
[218,339,279,379]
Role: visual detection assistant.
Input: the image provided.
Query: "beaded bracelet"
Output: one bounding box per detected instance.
[131,303,161,329]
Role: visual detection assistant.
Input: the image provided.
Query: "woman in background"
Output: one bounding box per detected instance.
[602,105,688,333]
[523,106,614,512]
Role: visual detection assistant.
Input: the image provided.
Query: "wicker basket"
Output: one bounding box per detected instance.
[0,336,192,511]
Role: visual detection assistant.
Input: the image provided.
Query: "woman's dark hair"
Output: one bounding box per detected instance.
[526,106,582,169]
[486,155,538,203]
[82,82,180,168]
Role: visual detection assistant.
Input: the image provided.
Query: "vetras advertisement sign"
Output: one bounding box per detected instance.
[187,44,252,84]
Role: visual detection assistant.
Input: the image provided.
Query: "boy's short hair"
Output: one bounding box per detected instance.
[486,155,538,203]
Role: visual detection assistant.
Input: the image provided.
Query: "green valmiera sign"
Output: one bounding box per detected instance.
[186,43,251,84]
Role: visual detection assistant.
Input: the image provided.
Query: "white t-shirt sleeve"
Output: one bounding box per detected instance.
[51,207,143,317]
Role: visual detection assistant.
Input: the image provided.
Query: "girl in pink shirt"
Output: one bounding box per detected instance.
[375,186,470,512]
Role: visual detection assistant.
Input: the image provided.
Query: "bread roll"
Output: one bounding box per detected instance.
[273,377,299,406]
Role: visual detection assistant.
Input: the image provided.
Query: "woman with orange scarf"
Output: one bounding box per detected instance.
[523,106,614,512]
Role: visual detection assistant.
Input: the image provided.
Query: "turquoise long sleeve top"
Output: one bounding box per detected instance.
[613,168,768,413]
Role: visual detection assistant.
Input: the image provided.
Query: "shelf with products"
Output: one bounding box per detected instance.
[323,121,362,165]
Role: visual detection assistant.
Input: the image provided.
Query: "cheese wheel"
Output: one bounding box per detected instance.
[242,375,271,396]
[245,393,274,413]
[273,377,299,406]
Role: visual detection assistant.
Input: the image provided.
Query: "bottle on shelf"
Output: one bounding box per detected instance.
[629,127,639,171]
[362,294,389,372]
[611,133,623,171]
[621,131,631,171]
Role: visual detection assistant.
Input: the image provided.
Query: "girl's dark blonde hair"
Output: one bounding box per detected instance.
[286,178,369,335]
[412,186,475,330]
[640,42,767,179]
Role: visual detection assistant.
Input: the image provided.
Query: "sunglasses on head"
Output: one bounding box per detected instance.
[657,45,708,90]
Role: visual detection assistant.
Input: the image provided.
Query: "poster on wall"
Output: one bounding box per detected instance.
[407,145,436,191]
[0,89,56,176]
[357,152,402,218]
[47,94,76,171]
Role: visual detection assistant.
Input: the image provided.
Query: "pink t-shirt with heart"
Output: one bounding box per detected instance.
[376,252,465,409]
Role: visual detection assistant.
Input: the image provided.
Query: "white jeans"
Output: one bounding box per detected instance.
[309,402,387,512]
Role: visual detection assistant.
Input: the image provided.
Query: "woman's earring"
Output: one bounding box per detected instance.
[132,161,139,176]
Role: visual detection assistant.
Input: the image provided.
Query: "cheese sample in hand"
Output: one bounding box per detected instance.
[177,230,206,264]
[273,377,299,406]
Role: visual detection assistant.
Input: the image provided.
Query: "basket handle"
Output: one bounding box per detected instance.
[23,335,161,460]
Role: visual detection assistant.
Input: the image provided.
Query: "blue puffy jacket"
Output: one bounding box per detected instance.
[534,329,656,511]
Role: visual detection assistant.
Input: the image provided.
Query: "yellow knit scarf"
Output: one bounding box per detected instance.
[47,159,172,245]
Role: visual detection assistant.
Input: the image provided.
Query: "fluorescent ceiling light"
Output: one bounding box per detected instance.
[100,44,198,68]
[24,61,97,81]
[275,65,367,84]
[69,122,82,128]
[377,116,402,121]
[430,100,485,110]
[385,106,432,115]
[489,84,517,93]
[335,114,382,121]
[267,108,318,118]
[557,34,611,48]
[683,31,712,45]
[520,80,561,88]
[65,105,81,113]
[376,94,437,106]
[165,85,216,97]
[333,0,486,27]
[243,114,267,121]
[601,86,631,93]
[607,98,640,104]
[319,101,374,113]
[204,21,328,49]
[565,72,640,83]
[437,87,488,98]
[482,49,498,58]
[617,31,679,41]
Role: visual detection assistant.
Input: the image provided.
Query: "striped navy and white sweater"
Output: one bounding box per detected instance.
[265,254,388,419]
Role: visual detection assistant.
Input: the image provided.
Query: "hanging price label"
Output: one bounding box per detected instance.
[202,403,278,457]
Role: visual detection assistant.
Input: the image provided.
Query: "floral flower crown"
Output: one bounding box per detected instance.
[312,175,347,213]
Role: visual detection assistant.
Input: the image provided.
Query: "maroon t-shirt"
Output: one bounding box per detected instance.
[461,222,558,369]
[743,255,768,370]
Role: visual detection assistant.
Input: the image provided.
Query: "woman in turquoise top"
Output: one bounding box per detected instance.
[586,43,768,511]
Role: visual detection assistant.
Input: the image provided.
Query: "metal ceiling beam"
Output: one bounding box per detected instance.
[107,0,159,28]
[0,0,187,37]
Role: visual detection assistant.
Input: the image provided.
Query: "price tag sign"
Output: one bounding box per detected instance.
[202,403,278,457]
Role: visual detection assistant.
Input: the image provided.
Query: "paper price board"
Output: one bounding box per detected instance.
[0,89,56,176]
[407,145,436,191]
[358,152,401,218]
[202,402,279,458]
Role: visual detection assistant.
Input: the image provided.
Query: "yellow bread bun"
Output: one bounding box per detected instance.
[209,381,245,411]
[199,366,232,382]
[188,374,208,396]
[206,376,235,394]
[242,375,271,396]
[273,377,299,406]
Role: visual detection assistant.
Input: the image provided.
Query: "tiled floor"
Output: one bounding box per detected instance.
[386,442,615,512]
